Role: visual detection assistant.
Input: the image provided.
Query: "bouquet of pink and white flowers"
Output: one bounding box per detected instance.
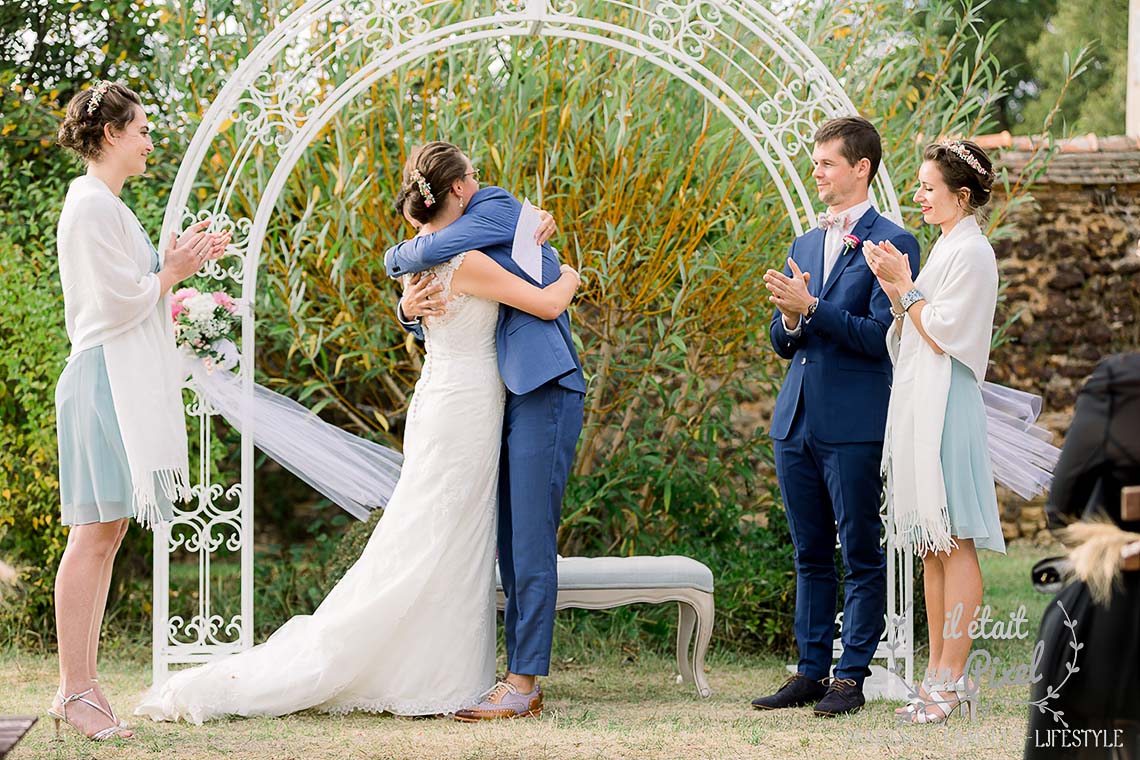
[171,287,240,368]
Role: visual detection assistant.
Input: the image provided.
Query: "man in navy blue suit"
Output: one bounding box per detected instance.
[753,117,920,716]
[387,172,584,722]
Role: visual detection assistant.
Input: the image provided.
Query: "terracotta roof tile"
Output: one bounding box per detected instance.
[972,132,1140,153]
[971,133,1140,184]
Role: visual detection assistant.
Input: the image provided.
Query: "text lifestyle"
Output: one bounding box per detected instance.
[1033,729,1127,749]
[943,603,1031,641]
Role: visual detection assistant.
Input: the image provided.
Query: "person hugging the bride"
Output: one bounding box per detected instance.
[137,142,582,724]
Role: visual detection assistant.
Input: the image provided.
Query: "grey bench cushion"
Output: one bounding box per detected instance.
[495,555,714,594]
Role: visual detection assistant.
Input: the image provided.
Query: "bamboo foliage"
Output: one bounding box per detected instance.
[179,0,1075,558]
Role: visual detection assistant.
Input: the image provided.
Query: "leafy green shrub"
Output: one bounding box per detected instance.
[0,235,69,646]
[0,136,76,643]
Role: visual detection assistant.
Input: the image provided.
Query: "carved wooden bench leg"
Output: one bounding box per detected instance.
[676,601,697,686]
[689,591,714,698]
[673,592,714,697]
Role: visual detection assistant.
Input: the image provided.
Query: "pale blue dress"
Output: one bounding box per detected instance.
[55,241,174,526]
[940,358,1006,553]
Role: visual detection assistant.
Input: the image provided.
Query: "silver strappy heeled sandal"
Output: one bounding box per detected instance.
[47,688,134,741]
[896,675,934,717]
[90,679,131,729]
[899,675,977,725]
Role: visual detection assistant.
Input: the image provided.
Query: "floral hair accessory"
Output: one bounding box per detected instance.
[409,168,435,208]
[941,140,988,177]
[842,234,860,252]
[86,80,114,115]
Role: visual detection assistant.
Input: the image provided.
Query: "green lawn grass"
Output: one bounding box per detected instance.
[2,543,1050,760]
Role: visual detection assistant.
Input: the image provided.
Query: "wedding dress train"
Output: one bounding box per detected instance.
[136,254,504,723]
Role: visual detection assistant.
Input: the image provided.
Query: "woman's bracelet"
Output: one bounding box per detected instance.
[900,287,925,312]
[889,305,906,321]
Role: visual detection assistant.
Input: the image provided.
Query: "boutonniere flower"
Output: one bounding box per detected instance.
[842,234,860,255]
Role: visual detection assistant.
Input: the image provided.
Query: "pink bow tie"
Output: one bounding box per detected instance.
[817,212,849,230]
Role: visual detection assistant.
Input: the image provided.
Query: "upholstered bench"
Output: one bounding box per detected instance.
[495,555,715,697]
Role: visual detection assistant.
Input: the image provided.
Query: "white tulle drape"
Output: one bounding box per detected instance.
[186,352,402,520]
[980,381,1060,499]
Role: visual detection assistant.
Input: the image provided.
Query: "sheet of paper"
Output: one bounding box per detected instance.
[511,199,544,283]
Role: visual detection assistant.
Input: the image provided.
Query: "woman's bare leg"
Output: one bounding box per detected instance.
[905,539,982,722]
[54,519,133,738]
[923,552,948,675]
[934,538,982,682]
[897,552,947,714]
[86,519,128,712]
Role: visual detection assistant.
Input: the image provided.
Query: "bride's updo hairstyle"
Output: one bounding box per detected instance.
[923,139,994,213]
[395,141,468,225]
[57,81,143,163]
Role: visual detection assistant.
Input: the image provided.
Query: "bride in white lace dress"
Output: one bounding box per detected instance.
[136,148,578,723]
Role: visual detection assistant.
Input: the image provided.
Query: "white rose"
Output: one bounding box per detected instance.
[185,293,219,323]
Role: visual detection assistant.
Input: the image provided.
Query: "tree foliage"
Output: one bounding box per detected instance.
[940,0,1059,130]
[1020,0,1128,135]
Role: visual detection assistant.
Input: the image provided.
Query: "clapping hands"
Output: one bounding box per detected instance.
[165,219,231,280]
[764,258,814,324]
[862,239,912,299]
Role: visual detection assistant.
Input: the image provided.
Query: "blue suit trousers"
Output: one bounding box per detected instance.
[498,382,585,676]
[773,404,886,685]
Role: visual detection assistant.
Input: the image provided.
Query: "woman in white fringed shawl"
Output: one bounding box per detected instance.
[49,81,228,741]
[863,139,1004,725]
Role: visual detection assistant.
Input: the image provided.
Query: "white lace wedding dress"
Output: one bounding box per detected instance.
[136,254,504,723]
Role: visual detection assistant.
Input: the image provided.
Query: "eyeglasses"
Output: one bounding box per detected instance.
[464,168,480,180]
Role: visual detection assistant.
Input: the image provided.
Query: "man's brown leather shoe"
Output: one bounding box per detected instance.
[453,681,542,722]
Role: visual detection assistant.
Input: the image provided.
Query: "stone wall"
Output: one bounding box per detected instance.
[988,146,1140,540]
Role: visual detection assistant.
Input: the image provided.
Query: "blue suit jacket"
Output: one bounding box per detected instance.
[385,187,586,396]
[768,208,921,444]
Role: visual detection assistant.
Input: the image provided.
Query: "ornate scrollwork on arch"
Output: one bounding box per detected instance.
[357,0,430,52]
[165,480,244,646]
[495,0,529,13]
[232,70,323,151]
[755,70,836,158]
[550,0,580,16]
[168,484,242,554]
[493,0,580,34]
[647,0,724,62]
[168,612,246,647]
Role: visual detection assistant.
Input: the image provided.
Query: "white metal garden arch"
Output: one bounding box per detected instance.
[153,0,914,696]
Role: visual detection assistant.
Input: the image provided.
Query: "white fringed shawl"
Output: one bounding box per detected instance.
[883,215,998,554]
[57,175,190,527]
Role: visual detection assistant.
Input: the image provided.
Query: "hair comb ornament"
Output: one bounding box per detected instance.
[941,140,988,177]
[86,80,114,115]
[410,168,435,207]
